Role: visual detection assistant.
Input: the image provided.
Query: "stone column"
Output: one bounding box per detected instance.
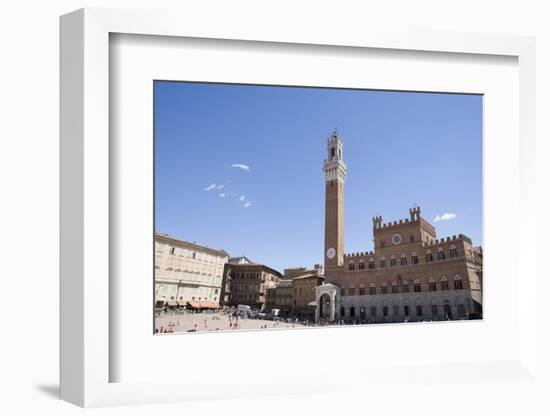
[330,293,335,322]
[315,293,320,324]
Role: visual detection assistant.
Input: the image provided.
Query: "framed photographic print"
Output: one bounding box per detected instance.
[60,7,538,408]
[152,81,483,335]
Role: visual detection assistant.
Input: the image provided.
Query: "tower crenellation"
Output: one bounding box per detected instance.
[409,207,421,221]
[323,131,347,183]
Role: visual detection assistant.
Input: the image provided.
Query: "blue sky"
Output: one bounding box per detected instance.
[155,81,482,272]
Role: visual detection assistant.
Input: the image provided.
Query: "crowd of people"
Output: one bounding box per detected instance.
[154,305,311,333]
[155,321,178,334]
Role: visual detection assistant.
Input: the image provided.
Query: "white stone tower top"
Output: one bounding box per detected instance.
[323,130,347,183]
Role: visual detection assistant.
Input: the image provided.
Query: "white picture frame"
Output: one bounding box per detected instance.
[60,7,538,408]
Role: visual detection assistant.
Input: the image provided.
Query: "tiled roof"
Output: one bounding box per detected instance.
[155,233,229,258]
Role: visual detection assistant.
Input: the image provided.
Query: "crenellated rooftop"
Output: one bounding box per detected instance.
[380,218,412,228]
[344,250,375,258]
[372,206,437,237]
[422,234,472,246]
[343,234,472,259]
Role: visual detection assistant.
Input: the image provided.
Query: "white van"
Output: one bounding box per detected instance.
[237,304,252,316]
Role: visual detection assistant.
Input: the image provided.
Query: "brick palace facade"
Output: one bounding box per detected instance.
[316,132,483,324]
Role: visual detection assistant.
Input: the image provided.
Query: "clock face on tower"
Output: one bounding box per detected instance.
[392,233,402,245]
[326,247,336,259]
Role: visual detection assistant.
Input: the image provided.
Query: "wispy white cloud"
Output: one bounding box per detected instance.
[434,212,457,222]
[230,163,250,172]
[207,180,251,207]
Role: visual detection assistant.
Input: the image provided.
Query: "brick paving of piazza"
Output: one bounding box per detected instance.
[155,311,307,334]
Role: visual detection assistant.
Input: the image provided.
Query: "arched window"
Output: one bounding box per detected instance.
[402,280,410,293]
[443,304,452,319]
[454,275,463,290]
[368,258,375,269]
[380,257,386,268]
[441,276,449,291]
[400,254,407,266]
[381,283,389,294]
[390,255,397,267]
[428,278,437,291]
[437,247,446,261]
[392,305,399,316]
[348,287,356,296]
[414,280,422,292]
[348,261,355,271]
[449,245,458,258]
[369,283,376,295]
[426,250,434,263]
[391,281,398,293]
[358,261,365,270]
[359,285,366,296]
[411,252,419,264]
[457,304,467,318]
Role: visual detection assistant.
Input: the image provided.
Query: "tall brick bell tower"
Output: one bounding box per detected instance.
[323,131,347,272]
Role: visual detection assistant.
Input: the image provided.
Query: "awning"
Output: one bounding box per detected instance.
[176,301,187,307]
[186,301,222,309]
[166,301,178,307]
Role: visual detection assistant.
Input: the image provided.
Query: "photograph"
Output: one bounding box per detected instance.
[153,81,483,335]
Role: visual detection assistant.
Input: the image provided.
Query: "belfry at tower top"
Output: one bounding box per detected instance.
[327,129,342,144]
[323,130,347,183]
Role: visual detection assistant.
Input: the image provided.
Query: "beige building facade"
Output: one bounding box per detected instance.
[223,259,283,309]
[265,279,293,316]
[292,273,325,320]
[317,132,483,324]
[155,234,228,308]
[284,264,323,279]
